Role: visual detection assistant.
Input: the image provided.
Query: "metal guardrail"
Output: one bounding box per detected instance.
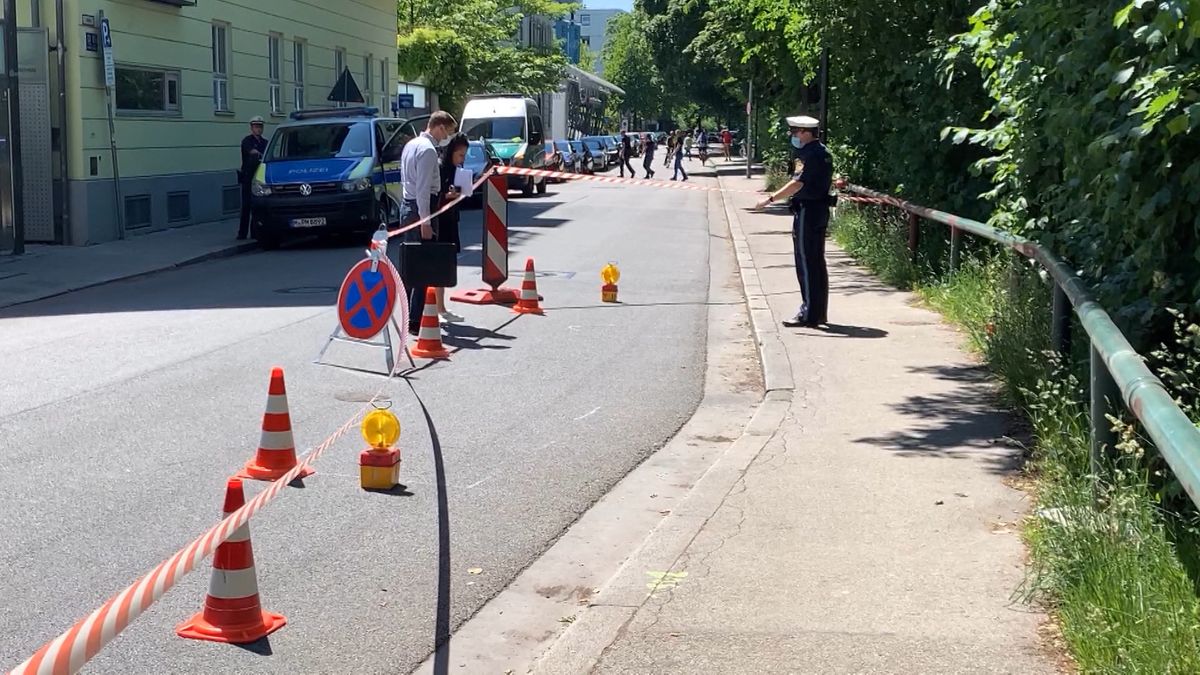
[845,184,1200,505]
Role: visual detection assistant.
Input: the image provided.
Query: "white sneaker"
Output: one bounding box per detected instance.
[440,310,464,323]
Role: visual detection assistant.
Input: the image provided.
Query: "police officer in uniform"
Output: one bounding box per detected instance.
[755,115,834,327]
[238,115,268,240]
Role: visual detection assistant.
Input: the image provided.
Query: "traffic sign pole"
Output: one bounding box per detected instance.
[99,12,125,240]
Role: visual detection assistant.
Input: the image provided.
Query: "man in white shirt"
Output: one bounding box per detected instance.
[396,111,457,334]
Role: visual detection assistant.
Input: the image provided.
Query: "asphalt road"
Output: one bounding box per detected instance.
[0,176,714,673]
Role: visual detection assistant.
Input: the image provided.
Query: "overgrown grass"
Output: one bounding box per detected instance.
[833,204,1200,673]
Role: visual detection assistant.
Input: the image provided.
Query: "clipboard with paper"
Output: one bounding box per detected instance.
[453,167,474,198]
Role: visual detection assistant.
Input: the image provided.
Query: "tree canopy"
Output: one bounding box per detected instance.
[395,0,574,115]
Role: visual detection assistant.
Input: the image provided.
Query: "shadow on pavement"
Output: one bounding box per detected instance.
[852,362,1025,476]
[789,323,889,339]
[233,636,274,656]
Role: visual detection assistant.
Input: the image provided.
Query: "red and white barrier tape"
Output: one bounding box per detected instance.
[9,263,421,675]
[493,165,762,194]
[384,169,495,240]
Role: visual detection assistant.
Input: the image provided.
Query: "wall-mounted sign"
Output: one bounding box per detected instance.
[81,14,96,26]
[84,32,98,53]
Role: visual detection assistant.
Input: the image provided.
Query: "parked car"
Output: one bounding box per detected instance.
[250,105,423,249]
[569,140,594,174]
[604,136,621,166]
[582,137,610,171]
[544,140,565,181]
[554,139,579,173]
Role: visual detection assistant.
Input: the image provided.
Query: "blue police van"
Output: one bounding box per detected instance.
[249,106,429,248]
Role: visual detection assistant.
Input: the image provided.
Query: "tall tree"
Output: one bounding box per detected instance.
[601,10,666,124]
[396,0,575,115]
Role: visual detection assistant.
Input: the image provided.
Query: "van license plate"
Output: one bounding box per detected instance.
[290,217,326,228]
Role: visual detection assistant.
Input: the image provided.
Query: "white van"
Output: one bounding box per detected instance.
[460,94,549,196]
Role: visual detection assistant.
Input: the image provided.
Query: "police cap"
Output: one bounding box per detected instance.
[786,115,820,130]
[249,115,265,125]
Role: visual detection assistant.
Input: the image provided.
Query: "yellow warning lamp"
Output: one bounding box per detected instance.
[361,407,400,450]
[601,262,620,303]
[601,262,621,285]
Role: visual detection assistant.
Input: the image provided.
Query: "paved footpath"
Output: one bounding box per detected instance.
[531,167,1057,674]
[0,218,253,309]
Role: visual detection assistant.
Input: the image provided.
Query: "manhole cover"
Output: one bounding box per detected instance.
[334,391,391,403]
[508,270,576,279]
[274,286,338,295]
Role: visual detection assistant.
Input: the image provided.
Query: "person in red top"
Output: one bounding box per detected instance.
[720,127,733,161]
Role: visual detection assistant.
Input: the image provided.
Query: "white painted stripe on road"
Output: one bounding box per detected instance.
[574,406,601,421]
[208,566,260,599]
[264,393,289,414]
[257,429,295,451]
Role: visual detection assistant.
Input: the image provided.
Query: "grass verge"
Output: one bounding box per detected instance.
[833,204,1200,673]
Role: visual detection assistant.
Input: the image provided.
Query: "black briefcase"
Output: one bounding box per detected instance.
[398,241,458,288]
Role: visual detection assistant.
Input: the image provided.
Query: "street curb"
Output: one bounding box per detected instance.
[0,241,259,310]
[716,172,795,393]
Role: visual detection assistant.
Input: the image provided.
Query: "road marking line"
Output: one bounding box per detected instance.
[574,406,601,421]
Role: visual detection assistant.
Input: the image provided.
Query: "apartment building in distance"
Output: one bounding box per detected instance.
[577,7,625,74]
[1,0,398,246]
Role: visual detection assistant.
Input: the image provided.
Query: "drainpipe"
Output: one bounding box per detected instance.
[54,0,68,243]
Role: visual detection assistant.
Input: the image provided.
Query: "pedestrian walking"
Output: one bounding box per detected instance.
[237,116,268,240]
[663,132,674,168]
[696,128,709,165]
[721,127,733,161]
[754,116,833,328]
[642,133,657,179]
[683,132,693,159]
[435,133,469,324]
[618,131,636,178]
[396,110,457,335]
[671,132,689,181]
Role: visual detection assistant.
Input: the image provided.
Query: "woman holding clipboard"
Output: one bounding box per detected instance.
[434,133,470,322]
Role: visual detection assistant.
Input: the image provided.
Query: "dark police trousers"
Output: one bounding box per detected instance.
[792,202,830,324]
[391,195,439,330]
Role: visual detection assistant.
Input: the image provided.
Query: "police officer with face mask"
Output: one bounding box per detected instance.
[755,115,834,328]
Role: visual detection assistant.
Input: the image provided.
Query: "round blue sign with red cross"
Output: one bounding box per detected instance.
[337,258,399,340]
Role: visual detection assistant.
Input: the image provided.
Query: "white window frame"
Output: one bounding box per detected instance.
[211,22,231,112]
[293,38,306,110]
[268,33,282,115]
[115,66,181,116]
[334,47,346,107]
[363,53,373,107]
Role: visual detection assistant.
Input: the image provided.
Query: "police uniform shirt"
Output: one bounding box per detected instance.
[790,140,833,204]
[240,134,268,181]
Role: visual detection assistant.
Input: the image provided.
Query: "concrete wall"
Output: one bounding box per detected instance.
[577,8,623,74]
[56,0,397,243]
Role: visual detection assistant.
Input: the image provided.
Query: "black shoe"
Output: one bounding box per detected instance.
[408,325,419,336]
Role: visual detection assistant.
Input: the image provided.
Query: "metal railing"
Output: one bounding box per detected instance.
[845,184,1200,506]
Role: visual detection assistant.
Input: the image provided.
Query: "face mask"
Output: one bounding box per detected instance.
[791,136,804,149]
[438,136,451,148]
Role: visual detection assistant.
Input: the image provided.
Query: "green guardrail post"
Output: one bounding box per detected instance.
[1090,345,1121,480]
[949,226,962,273]
[1052,283,1071,357]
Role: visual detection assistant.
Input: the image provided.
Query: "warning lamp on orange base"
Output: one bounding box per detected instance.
[360,405,402,490]
[601,262,620,303]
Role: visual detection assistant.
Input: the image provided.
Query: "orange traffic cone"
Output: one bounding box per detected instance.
[513,258,544,315]
[409,288,450,359]
[177,478,286,644]
[238,367,314,482]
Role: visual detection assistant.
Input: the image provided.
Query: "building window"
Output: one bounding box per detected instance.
[293,39,306,110]
[167,192,191,222]
[125,195,152,229]
[380,57,388,96]
[363,54,373,107]
[211,22,231,112]
[581,14,590,26]
[115,67,180,114]
[268,34,282,115]
[333,46,348,106]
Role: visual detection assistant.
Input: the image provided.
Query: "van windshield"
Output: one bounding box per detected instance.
[267,122,373,161]
[462,117,526,142]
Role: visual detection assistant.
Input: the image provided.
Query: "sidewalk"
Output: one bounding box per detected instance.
[0,219,255,309]
[533,167,1055,673]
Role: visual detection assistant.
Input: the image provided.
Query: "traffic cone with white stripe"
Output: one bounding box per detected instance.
[409,288,450,359]
[513,258,544,315]
[238,367,314,482]
[176,478,286,644]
